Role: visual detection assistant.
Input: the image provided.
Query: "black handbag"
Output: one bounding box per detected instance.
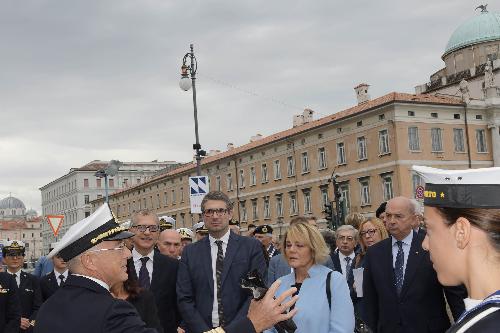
[326,271,373,333]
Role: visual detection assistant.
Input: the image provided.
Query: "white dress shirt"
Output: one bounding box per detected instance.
[7,269,20,287]
[391,231,414,281]
[338,251,355,277]
[72,274,110,291]
[209,230,230,328]
[132,248,154,283]
[54,269,69,286]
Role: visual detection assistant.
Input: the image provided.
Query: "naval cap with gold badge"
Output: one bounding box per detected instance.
[177,227,194,241]
[254,224,273,236]
[2,240,26,257]
[192,221,208,234]
[412,165,500,208]
[48,203,134,261]
[159,216,175,231]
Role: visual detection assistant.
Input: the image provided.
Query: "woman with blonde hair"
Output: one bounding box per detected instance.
[265,222,354,333]
[355,217,388,268]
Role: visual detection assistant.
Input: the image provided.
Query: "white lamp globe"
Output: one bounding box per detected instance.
[179,77,192,91]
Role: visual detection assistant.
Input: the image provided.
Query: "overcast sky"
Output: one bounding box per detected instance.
[0,1,487,213]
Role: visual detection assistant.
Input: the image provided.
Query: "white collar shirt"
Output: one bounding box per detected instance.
[132,248,154,283]
[7,269,21,287]
[391,231,414,281]
[54,269,69,286]
[338,251,355,277]
[209,230,230,328]
[72,274,110,291]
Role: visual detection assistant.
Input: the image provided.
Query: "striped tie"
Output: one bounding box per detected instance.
[394,241,404,295]
[215,240,225,326]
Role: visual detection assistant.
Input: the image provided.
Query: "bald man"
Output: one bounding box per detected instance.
[157,229,182,260]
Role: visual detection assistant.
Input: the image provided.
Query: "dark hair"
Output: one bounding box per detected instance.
[321,229,336,252]
[201,191,233,212]
[124,260,143,300]
[376,202,387,218]
[436,207,500,252]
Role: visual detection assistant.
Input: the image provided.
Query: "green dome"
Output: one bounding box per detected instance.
[444,10,500,57]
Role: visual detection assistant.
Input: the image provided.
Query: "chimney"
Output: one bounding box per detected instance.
[293,108,315,127]
[227,143,235,150]
[250,134,263,142]
[354,83,370,104]
[208,150,221,156]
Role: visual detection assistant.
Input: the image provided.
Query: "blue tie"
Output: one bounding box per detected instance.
[394,241,404,295]
[139,257,150,289]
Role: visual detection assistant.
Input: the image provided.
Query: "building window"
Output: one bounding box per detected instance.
[164,192,168,206]
[408,111,415,117]
[123,179,129,187]
[301,152,310,173]
[215,175,221,191]
[454,114,461,119]
[318,147,327,169]
[289,192,298,215]
[239,169,245,188]
[287,156,295,177]
[337,142,346,165]
[251,199,258,221]
[381,174,394,201]
[274,160,282,180]
[379,129,390,155]
[250,167,256,186]
[96,178,102,188]
[84,195,89,204]
[143,198,147,209]
[431,128,443,152]
[359,178,371,206]
[476,129,487,152]
[476,114,483,120]
[83,179,89,188]
[276,195,284,217]
[431,112,438,118]
[240,201,248,222]
[453,128,465,152]
[137,178,141,184]
[109,179,114,188]
[303,190,312,213]
[320,186,329,208]
[339,184,350,215]
[408,127,420,151]
[357,137,367,160]
[172,189,176,204]
[379,114,385,120]
[261,163,268,183]
[263,197,271,219]
[180,187,184,202]
[227,173,233,191]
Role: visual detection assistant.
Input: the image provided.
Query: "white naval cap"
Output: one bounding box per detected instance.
[177,227,194,240]
[412,165,500,208]
[48,203,134,261]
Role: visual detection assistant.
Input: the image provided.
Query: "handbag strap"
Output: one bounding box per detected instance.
[326,271,332,310]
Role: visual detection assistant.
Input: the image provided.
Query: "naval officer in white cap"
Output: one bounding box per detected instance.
[413,166,500,333]
[34,203,157,333]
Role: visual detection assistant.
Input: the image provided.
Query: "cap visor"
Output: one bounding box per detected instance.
[105,230,135,241]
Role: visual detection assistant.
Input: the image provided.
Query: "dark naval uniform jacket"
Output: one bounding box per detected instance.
[40,271,68,301]
[0,272,21,333]
[34,275,158,333]
[17,270,42,333]
[267,244,280,258]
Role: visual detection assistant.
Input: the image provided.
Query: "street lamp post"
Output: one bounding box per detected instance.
[95,160,122,203]
[277,217,284,241]
[180,44,206,176]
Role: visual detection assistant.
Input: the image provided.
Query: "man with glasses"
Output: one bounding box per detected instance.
[363,196,465,333]
[128,209,180,333]
[35,203,157,333]
[2,240,41,332]
[40,242,69,301]
[177,191,267,333]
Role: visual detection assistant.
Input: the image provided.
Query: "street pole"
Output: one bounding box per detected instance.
[104,174,109,203]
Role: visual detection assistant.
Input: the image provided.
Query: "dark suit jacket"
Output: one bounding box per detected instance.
[17,271,42,332]
[34,275,157,333]
[128,250,179,333]
[129,290,164,333]
[177,231,267,333]
[40,272,69,302]
[0,272,21,333]
[363,231,465,333]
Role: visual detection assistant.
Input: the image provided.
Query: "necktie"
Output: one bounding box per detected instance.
[344,256,354,286]
[138,257,151,289]
[58,274,65,286]
[215,240,225,326]
[10,273,18,287]
[394,241,404,295]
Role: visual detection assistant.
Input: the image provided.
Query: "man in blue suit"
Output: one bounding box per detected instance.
[177,191,267,333]
[363,196,466,333]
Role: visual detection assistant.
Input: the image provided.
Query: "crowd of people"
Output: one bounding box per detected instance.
[0,166,499,332]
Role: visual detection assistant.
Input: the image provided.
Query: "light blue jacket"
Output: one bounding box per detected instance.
[265,264,355,333]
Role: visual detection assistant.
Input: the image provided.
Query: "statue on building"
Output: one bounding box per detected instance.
[484,60,495,89]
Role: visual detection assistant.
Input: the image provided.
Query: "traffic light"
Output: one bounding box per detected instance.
[324,202,333,225]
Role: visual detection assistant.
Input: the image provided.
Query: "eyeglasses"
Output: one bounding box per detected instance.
[360,229,378,238]
[337,236,354,242]
[131,224,160,233]
[88,242,127,254]
[202,208,229,217]
[5,252,24,258]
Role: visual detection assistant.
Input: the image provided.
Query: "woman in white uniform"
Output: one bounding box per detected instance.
[413,166,500,333]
